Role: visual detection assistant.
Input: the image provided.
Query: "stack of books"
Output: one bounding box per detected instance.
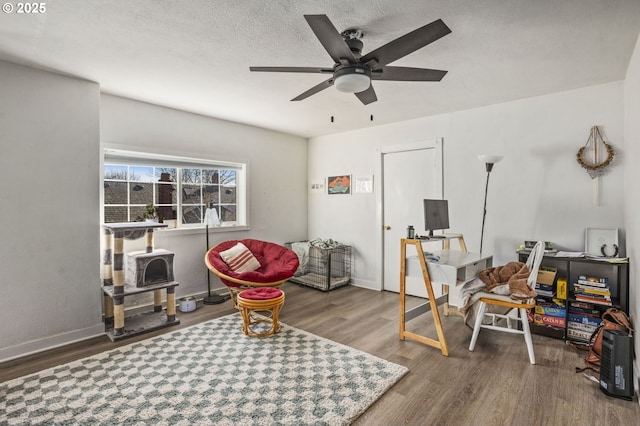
[535,266,558,297]
[536,283,555,297]
[567,301,602,342]
[573,275,612,306]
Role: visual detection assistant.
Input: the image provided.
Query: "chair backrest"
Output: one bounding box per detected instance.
[525,241,545,289]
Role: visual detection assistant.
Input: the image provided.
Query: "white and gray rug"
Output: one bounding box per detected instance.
[1,313,408,425]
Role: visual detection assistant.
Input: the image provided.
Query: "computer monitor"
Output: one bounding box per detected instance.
[423,199,449,237]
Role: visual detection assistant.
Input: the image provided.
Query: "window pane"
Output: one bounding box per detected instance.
[129,183,153,205]
[156,183,177,204]
[130,166,154,182]
[219,170,236,186]
[203,185,219,204]
[202,169,219,184]
[221,186,236,204]
[104,165,128,180]
[182,205,202,224]
[220,205,236,222]
[104,206,128,223]
[182,168,201,184]
[104,182,128,204]
[130,206,148,222]
[182,185,201,204]
[156,168,176,182]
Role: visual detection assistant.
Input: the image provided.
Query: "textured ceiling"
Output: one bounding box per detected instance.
[1,0,639,138]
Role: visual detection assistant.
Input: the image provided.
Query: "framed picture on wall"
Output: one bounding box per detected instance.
[327,175,351,195]
[354,175,374,194]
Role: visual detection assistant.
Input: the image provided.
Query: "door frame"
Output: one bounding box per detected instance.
[375,139,444,291]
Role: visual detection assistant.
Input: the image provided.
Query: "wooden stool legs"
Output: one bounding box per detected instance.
[237,288,285,337]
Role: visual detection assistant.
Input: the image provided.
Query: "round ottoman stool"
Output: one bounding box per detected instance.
[236,287,285,337]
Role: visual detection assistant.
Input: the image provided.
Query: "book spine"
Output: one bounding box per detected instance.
[574,292,610,300]
[535,305,566,317]
[567,322,598,333]
[569,301,600,310]
[568,313,602,327]
[577,275,608,284]
[573,284,610,294]
[574,295,612,306]
[534,314,566,327]
[567,328,591,341]
[568,306,601,316]
[567,328,591,342]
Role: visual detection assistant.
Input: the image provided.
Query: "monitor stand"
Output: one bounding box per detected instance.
[423,230,446,239]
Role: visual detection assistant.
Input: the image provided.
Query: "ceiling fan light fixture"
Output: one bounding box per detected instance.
[334,72,371,93]
[250,15,451,104]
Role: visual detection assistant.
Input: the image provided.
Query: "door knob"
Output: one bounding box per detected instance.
[384,225,391,230]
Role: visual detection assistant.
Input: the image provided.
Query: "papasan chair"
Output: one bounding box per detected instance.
[204,239,300,309]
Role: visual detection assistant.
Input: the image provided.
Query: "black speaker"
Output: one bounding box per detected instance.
[599,329,634,401]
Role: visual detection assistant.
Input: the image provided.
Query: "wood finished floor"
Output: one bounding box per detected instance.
[2,283,638,425]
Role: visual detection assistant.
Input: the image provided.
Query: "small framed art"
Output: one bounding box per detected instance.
[327,175,351,195]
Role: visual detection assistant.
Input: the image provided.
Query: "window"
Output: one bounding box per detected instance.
[103,149,246,227]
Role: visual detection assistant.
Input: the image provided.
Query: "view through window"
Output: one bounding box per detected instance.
[103,158,242,227]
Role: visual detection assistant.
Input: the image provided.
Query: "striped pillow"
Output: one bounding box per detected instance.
[219,242,261,273]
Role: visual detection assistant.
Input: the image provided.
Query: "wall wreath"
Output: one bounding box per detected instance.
[576,126,614,179]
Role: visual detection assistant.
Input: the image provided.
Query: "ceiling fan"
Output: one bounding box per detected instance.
[250,14,451,105]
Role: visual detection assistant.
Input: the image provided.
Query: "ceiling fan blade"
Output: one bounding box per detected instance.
[250,66,333,74]
[372,66,447,81]
[291,78,334,101]
[355,85,377,105]
[360,19,451,68]
[304,14,357,65]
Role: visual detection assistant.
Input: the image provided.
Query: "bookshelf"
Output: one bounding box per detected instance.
[517,252,629,342]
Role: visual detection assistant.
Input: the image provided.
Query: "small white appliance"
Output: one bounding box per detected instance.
[178,297,196,313]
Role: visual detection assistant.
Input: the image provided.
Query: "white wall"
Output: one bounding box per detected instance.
[0,66,307,361]
[100,95,308,308]
[623,34,640,397]
[309,82,626,290]
[0,60,103,360]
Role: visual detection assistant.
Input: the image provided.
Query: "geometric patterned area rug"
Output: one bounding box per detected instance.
[0,313,408,425]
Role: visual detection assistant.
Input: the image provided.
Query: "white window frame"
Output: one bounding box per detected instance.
[101,147,249,232]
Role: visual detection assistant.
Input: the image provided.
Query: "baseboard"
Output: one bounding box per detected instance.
[0,323,105,364]
[348,278,379,291]
[0,289,230,364]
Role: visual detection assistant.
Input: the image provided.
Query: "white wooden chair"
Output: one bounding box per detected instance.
[468,241,545,364]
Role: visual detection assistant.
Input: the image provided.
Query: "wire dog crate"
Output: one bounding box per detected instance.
[286,240,351,291]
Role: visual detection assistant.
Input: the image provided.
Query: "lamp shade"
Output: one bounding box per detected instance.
[204,207,220,226]
[334,73,371,93]
[478,155,504,164]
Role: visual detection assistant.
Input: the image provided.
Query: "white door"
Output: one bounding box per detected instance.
[381,141,443,297]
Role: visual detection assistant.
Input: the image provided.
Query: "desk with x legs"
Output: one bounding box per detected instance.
[399,236,493,356]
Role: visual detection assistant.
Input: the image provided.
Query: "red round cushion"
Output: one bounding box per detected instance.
[207,239,299,287]
[239,287,283,300]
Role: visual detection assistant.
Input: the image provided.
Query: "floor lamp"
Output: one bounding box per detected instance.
[478,155,503,254]
[203,205,225,305]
